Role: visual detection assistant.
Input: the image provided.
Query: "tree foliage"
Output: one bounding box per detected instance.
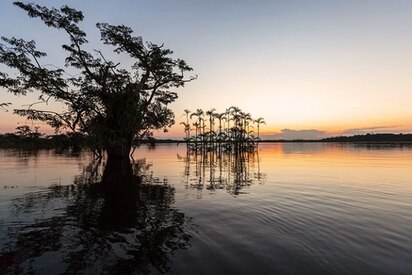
[0,2,195,158]
[14,124,41,138]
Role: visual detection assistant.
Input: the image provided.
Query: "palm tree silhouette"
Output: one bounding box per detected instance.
[254,117,266,140]
[179,122,191,141]
[181,109,191,141]
[214,113,226,142]
[206,108,216,143]
[190,109,204,142]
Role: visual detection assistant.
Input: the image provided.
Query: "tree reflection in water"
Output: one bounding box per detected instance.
[1,159,193,274]
[179,147,266,195]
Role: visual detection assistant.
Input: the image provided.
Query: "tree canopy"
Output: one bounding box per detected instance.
[0,2,195,158]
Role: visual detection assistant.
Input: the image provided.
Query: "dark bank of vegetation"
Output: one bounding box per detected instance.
[322,133,412,143]
[0,125,91,149]
[0,134,93,150]
[0,2,195,159]
[0,125,181,150]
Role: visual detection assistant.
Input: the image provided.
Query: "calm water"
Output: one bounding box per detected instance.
[0,143,411,274]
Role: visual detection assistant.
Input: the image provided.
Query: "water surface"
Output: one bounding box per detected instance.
[0,143,411,274]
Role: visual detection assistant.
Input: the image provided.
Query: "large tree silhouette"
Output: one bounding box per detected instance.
[0,2,195,159]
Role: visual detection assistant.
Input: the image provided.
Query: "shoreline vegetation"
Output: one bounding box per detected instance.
[1,132,412,150]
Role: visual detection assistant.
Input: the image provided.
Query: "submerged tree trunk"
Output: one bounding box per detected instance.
[104,92,137,159]
[106,136,133,159]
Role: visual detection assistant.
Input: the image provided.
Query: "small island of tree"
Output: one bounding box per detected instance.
[0,2,195,159]
[180,107,265,151]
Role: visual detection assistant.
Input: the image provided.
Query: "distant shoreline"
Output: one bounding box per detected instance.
[148,133,412,143]
[1,133,412,149]
[147,140,412,144]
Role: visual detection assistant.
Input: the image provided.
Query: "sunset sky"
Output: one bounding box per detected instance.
[1,0,412,139]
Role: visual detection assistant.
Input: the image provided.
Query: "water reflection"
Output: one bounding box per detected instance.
[1,158,193,274]
[178,147,266,195]
[278,142,412,155]
[1,144,411,274]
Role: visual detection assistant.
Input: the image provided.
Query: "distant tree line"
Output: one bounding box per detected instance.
[0,125,90,149]
[322,133,412,142]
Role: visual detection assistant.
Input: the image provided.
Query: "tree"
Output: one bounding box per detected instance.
[15,125,32,138]
[214,112,225,141]
[190,109,204,142]
[254,117,266,140]
[180,109,191,141]
[0,2,195,159]
[15,124,43,139]
[205,108,216,142]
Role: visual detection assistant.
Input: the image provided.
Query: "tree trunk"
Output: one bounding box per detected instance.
[106,137,133,159]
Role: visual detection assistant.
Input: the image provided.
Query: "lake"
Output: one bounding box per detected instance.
[0,143,411,274]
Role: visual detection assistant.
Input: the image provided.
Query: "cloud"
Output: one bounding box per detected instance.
[263,128,327,140]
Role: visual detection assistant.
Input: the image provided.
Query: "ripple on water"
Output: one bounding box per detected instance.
[1,144,412,274]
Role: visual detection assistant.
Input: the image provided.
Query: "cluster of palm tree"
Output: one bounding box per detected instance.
[180,107,265,151]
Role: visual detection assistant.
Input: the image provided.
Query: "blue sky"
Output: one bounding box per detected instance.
[1,0,412,138]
